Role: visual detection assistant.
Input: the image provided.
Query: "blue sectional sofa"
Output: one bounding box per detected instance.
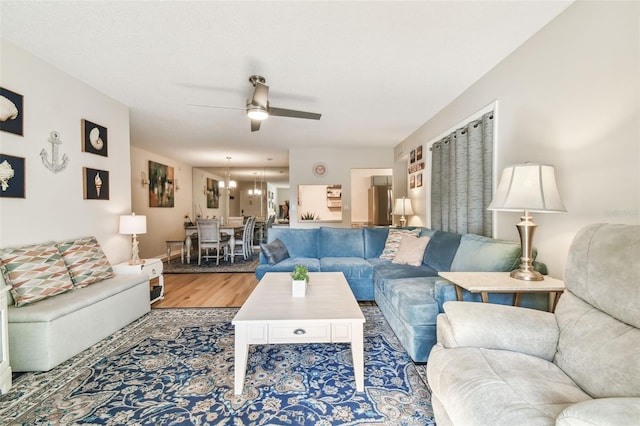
[256,226,547,362]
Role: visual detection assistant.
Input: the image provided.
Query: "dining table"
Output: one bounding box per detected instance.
[184,225,245,264]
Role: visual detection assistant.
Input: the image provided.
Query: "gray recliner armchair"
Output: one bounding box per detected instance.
[427,223,640,425]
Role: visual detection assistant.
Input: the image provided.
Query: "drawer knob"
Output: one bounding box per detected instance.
[151,268,157,274]
[293,328,306,335]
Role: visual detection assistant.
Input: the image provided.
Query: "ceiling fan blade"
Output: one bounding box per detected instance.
[188,104,245,111]
[269,106,321,120]
[251,82,269,108]
[251,119,261,132]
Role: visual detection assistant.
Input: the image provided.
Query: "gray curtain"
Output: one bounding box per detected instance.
[430,111,493,236]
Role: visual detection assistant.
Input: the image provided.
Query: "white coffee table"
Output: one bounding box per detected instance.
[232,272,366,395]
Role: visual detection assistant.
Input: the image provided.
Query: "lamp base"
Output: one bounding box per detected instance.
[510,268,543,281]
[512,212,544,281]
[399,216,407,227]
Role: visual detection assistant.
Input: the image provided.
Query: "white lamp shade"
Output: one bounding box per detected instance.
[119,214,147,235]
[488,163,566,213]
[393,198,414,216]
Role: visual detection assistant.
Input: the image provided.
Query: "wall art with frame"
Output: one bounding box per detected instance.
[149,160,175,207]
[206,177,220,209]
[83,167,109,200]
[81,119,108,157]
[0,154,25,198]
[0,87,24,136]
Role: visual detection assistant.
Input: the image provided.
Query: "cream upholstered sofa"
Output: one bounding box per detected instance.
[427,223,640,426]
[1,237,150,372]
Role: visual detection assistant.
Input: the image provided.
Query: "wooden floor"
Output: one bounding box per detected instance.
[153,273,259,308]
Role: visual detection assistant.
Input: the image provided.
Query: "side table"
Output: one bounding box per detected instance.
[439,271,565,312]
[113,258,164,304]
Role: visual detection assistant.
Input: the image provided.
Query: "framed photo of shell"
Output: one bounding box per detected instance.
[81,119,108,157]
[83,167,109,200]
[0,87,24,136]
[0,154,25,198]
[148,160,175,207]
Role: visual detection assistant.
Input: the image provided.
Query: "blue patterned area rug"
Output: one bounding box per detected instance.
[0,307,434,425]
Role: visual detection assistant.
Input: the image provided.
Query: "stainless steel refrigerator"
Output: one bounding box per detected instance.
[368,185,393,226]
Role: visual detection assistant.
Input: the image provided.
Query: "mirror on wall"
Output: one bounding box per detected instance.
[297,184,342,222]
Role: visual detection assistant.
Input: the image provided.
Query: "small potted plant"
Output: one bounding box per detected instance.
[291,264,309,297]
[300,212,318,221]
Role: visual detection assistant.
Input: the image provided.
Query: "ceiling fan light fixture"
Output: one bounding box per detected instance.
[247,106,269,121]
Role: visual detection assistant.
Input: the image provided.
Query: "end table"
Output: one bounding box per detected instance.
[113,258,164,304]
[439,271,565,312]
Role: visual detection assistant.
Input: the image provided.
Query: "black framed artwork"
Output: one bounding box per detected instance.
[0,87,24,136]
[0,154,25,198]
[416,145,423,161]
[81,119,108,157]
[410,149,416,164]
[416,172,423,188]
[83,167,109,200]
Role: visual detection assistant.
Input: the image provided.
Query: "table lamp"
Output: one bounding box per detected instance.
[488,163,566,281]
[119,213,147,265]
[393,197,414,227]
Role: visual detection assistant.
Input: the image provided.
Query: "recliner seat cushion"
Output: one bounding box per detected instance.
[428,345,592,426]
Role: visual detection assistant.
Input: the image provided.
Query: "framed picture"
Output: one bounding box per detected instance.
[81,119,108,157]
[410,149,416,164]
[0,154,25,198]
[416,145,423,161]
[83,167,109,200]
[206,177,220,209]
[0,87,24,136]
[149,160,175,207]
[410,174,415,189]
[416,172,423,188]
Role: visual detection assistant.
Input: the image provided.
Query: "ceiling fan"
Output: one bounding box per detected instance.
[192,75,322,132]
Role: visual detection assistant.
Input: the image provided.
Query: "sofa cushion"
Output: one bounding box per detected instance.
[363,227,389,258]
[320,257,373,279]
[255,258,321,280]
[57,236,114,287]
[422,230,461,271]
[372,259,438,292]
[0,242,74,307]
[380,228,421,259]
[381,277,440,326]
[318,227,364,258]
[260,238,290,265]
[450,234,520,272]
[266,228,319,259]
[392,235,431,266]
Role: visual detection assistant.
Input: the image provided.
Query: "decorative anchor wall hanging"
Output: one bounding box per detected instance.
[41,130,69,173]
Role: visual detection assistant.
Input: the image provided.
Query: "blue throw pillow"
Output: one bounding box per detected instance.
[260,239,290,265]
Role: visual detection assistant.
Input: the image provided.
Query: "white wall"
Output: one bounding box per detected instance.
[0,39,132,265]
[397,1,639,277]
[129,146,194,259]
[289,147,394,228]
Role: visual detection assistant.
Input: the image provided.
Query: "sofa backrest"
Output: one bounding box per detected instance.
[318,227,365,258]
[449,234,521,272]
[267,227,319,258]
[422,230,462,271]
[554,223,640,398]
[363,227,390,258]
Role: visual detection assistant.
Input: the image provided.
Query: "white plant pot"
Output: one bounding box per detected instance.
[292,279,307,297]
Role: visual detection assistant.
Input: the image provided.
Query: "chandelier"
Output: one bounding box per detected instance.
[218,156,237,191]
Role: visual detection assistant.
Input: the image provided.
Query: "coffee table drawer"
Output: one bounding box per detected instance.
[269,324,331,343]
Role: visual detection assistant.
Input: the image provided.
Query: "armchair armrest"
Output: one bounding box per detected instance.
[557,398,640,426]
[437,301,559,361]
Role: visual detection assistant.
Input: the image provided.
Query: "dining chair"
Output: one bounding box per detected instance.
[230,216,255,261]
[196,219,228,265]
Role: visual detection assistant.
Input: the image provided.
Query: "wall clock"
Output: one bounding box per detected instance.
[313,162,327,177]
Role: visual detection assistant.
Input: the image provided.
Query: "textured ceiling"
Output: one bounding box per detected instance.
[1,0,572,179]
